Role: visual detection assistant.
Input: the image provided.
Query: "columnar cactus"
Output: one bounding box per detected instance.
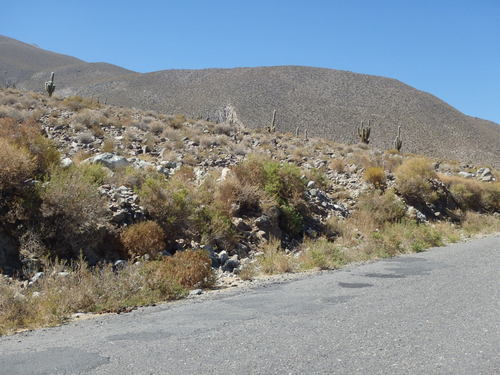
[357,120,371,144]
[45,72,56,97]
[394,126,403,152]
[267,109,277,133]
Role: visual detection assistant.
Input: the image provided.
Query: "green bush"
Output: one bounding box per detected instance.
[299,237,346,270]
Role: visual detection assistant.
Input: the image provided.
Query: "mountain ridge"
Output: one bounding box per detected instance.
[1,35,499,167]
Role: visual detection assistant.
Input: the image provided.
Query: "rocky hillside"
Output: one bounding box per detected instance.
[0,87,498,277]
[2,35,499,168]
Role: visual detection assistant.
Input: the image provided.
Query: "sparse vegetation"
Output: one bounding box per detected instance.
[120,221,166,258]
[0,87,498,336]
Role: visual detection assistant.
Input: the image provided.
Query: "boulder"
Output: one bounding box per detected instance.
[84,153,130,170]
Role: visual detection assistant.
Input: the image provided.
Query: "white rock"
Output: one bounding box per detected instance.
[84,153,130,170]
[60,157,74,168]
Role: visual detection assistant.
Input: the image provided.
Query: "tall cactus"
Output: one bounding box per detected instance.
[267,109,277,133]
[357,120,371,144]
[394,126,403,152]
[45,72,56,97]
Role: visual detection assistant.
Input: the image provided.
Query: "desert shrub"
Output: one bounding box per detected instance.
[330,158,345,173]
[279,204,304,236]
[78,163,109,185]
[262,161,305,203]
[73,109,104,128]
[233,155,307,236]
[149,121,165,135]
[62,96,99,111]
[101,138,115,152]
[299,237,346,270]
[364,166,386,189]
[257,238,296,274]
[395,157,437,201]
[138,175,196,240]
[305,168,329,190]
[238,263,258,280]
[161,250,214,288]
[214,174,262,216]
[357,190,406,227]
[120,221,166,258]
[77,132,94,144]
[440,175,500,213]
[370,220,443,256]
[0,138,35,193]
[0,118,59,175]
[191,205,239,249]
[168,114,186,129]
[214,123,232,136]
[460,212,500,235]
[110,166,151,189]
[40,167,108,258]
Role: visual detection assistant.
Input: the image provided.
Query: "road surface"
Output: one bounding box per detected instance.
[0,235,499,374]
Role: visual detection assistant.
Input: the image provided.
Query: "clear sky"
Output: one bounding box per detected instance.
[2,0,499,123]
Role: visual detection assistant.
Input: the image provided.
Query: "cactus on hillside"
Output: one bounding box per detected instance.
[394,126,403,152]
[267,109,277,133]
[45,72,56,97]
[357,120,371,144]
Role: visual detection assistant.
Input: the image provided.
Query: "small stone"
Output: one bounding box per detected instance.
[233,218,251,232]
[218,251,229,265]
[189,289,203,296]
[60,157,73,168]
[29,271,44,284]
[307,180,316,188]
[113,260,127,270]
[222,257,240,273]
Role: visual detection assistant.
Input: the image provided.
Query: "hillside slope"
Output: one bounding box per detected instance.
[1,36,499,167]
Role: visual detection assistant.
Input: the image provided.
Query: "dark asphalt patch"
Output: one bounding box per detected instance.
[338,282,373,288]
[0,347,109,375]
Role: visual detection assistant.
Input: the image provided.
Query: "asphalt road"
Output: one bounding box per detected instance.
[0,235,499,374]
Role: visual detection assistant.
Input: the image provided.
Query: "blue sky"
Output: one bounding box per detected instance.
[2,0,499,123]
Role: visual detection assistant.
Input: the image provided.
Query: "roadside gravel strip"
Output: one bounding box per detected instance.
[0,235,499,374]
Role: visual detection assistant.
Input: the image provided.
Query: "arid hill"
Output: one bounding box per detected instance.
[1,35,499,167]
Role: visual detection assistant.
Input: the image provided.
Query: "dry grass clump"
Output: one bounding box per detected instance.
[298,237,346,270]
[368,220,444,257]
[364,166,386,189]
[101,138,115,152]
[73,109,104,128]
[120,221,166,258]
[61,96,99,111]
[395,157,437,201]
[356,190,406,228]
[168,114,186,129]
[439,175,499,212]
[330,158,345,173]
[156,250,214,289]
[0,248,215,335]
[257,238,296,274]
[238,263,258,280]
[0,118,60,175]
[0,138,35,193]
[460,212,500,235]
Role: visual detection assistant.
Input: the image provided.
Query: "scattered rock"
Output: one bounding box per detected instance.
[84,153,130,170]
